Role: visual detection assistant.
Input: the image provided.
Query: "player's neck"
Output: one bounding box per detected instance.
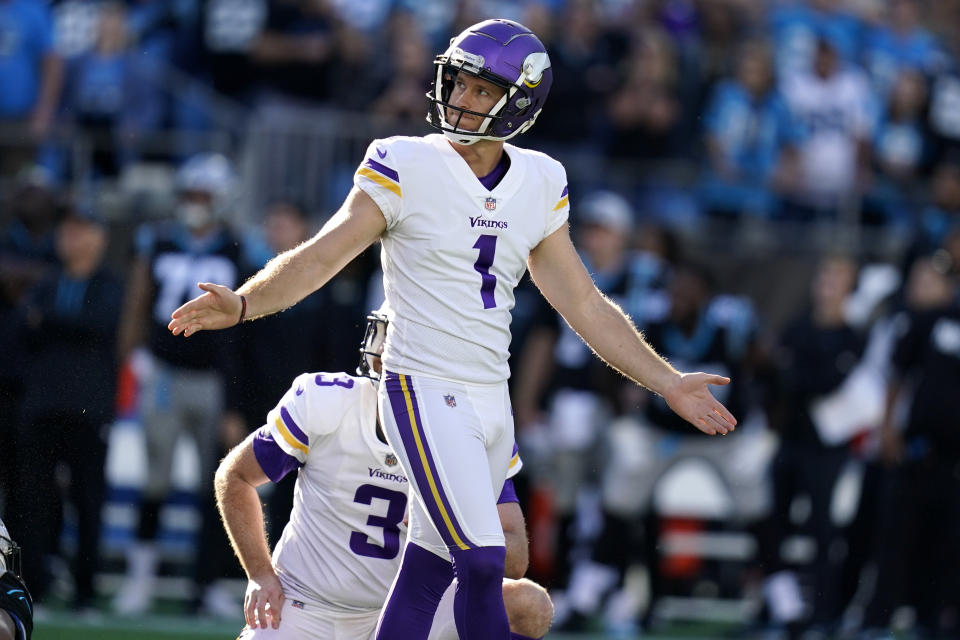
[449,139,505,178]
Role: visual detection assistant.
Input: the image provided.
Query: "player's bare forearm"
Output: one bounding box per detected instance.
[498,502,529,579]
[529,227,678,396]
[239,189,386,320]
[530,226,735,434]
[170,188,386,336]
[576,292,679,395]
[214,438,274,580]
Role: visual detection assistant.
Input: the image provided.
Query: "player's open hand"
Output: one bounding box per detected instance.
[168,282,242,337]
[245,572,285,630]
[662,372,737,436]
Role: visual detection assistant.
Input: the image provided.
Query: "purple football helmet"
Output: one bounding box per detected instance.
[426,19,552,145]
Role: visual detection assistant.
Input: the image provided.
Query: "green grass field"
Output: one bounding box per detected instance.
[34,614,239,640]
[32,611,738,639]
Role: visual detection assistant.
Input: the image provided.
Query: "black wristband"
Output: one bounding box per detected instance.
[238,295,247,324]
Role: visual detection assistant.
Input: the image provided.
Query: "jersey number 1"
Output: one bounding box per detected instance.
[473,234,498,309]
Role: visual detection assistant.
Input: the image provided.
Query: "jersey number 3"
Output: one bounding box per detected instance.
[350,484,407,560]
[473,234,498,309]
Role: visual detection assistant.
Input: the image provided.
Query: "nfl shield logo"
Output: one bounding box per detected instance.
[385,453,398,467]
[484,197,497,211]
[444,394,457,408]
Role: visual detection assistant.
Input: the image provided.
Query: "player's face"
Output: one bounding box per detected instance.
[446,73,506,131]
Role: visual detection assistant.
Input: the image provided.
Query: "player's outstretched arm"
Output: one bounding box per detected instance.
[528,226,736,435]
[215,434,284,630]
[169,188,387,337]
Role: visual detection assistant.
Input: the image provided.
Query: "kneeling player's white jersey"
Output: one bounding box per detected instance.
[354,134,570,384]
[251,372,522,614]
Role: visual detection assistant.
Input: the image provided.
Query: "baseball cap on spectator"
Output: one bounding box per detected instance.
[577,190,634,234]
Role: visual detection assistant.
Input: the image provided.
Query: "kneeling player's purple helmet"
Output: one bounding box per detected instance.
[427,19,552,145]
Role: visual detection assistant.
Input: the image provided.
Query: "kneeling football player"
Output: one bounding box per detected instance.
[215,313,552,639]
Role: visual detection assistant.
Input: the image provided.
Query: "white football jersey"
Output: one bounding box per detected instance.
[355,134,570,384]
[781,67,874,204]
[254,371,523,613]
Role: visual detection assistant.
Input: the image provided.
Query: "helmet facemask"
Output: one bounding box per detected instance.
[0,522,21,578]
[357,312,389,382]
[428,55,532,145]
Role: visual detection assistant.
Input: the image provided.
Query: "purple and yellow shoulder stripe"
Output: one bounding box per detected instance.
[357,158,402,197]
[553,185,569,211]
[274,406,310,455]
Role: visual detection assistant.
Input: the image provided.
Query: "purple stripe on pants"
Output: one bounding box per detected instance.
[384,371,473,550]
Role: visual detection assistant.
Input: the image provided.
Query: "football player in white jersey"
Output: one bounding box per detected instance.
[170,19,735,640]
[215,314,553,639]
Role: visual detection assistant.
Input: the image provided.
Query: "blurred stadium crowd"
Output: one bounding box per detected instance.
[2,0,960,638]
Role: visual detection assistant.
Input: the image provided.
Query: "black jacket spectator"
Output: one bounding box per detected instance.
[20,267,123,423]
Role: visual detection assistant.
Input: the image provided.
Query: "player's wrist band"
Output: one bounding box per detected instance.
[238,295,247,324]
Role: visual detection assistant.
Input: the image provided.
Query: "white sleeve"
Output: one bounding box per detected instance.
[543,162,570,240]
[263,372,352,463]
[354,138,403,229]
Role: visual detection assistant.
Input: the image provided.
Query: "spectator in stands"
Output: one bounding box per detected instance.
[222,199,329,543]
[514,191,636,592]
[621,221,676,328]
[324,22,385,112]
[605,27,682,162]
[768,0,862,80]
[700,40,802,219]
[11,202,123,611]
[759,254,865,635]
[863,249,960,637]
[394,0,458,51]
[562,263,760,634]
[528,0,621,149]
[681,0,749,122]
[60,2,159,179]
[864,69,931,226]
[925,3,960,156]
[916,157,960,253]
[368,17,429,126]
[862,0,941,98]
[114,153,253,617]
[250,0,337,106]
[0,169,59,518]
[0,0,64,176]
[196,0,268,102]
[780,36,875,220]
